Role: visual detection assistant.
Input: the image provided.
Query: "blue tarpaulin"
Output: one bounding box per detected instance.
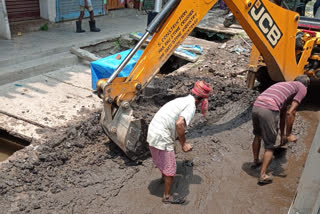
[90,49,143,90]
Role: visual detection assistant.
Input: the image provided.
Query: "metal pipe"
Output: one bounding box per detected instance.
[102,32,150,90]
[154,0,162,13]
[147,0,181,34]
[102,0,181,93]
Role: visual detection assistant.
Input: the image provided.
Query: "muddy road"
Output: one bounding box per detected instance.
[0,37,318,214]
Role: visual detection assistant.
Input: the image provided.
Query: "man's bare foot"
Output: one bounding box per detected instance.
[258,174,273,185]
[287,135,297,142]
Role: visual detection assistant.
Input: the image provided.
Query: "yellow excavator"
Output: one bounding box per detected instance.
[96,0,320,160]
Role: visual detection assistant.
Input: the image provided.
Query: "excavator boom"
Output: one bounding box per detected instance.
[97,0,317,159]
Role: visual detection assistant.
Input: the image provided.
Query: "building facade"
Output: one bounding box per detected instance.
[0,0,137,39]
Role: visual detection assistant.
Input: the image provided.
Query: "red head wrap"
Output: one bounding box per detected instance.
[190,81,213,115]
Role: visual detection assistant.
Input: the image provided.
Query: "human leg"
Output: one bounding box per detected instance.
[78,9,85,21]
[254,107,279,183]
[88,10,100,32]
[149,146,174,189]
[90,10,94,21]
[259,149,274,184]
[315,0,320,18]
[252,107,262,166]
[252,135,261,163]
[162,175,185,204]
[163,175,174,198]
[76,9,85,33]
[160,173,165,183]
[149,146,183,203]
[83,1,100,32]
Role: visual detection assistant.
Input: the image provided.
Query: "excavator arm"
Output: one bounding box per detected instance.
[96,0,314,159]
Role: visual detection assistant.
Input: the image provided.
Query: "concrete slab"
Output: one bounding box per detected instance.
[0,114,43,141]
[0,68,101,130]
[0,52,78,86]
[196,9,245,36]
[289,121,320,214]
[44,64,93,90]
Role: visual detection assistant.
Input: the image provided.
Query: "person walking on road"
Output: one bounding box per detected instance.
[76,0,101,33]
[147,81,213,204]
[251,75,310,185]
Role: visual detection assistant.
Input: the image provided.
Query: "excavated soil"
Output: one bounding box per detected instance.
[0,37,317,214]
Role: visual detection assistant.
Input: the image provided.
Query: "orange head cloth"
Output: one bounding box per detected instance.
[190,81,213,115]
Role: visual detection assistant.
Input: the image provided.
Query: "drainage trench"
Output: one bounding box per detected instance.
[0,130,30,162]
[191,28,233,43]
[81,34,204,74]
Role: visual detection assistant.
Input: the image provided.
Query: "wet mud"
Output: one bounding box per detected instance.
[0,37,317,213]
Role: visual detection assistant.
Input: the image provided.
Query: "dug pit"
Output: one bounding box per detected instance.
[0,130,30,162]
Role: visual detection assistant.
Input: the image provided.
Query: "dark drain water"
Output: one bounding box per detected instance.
[0,130,30,162]
[190,28,233,43]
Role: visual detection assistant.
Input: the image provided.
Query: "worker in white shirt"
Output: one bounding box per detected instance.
[147,81,213,204]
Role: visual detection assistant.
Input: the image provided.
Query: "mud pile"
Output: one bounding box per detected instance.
[0,112,144,213]
[0,37,308,213]
[132,38,254,123]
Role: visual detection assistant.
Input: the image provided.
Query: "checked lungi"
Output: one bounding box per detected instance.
[149,146,176,176]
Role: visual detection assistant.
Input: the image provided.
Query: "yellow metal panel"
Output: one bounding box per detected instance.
[120,0,218,102]
[225,0,299,81]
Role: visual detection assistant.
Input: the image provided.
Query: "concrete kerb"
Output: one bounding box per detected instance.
[288,120,320,214]
[75,34,122,49]
[0,12,147,64]
[0,46,70,67]
[0,34,120,66]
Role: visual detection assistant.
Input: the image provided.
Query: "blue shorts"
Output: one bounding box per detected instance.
[79,0,92,7]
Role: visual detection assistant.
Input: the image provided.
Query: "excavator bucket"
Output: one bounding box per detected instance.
[100,104,148,160]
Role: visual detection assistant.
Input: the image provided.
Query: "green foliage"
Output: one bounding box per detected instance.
[114,40,120,48]
[40,23,48,31]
